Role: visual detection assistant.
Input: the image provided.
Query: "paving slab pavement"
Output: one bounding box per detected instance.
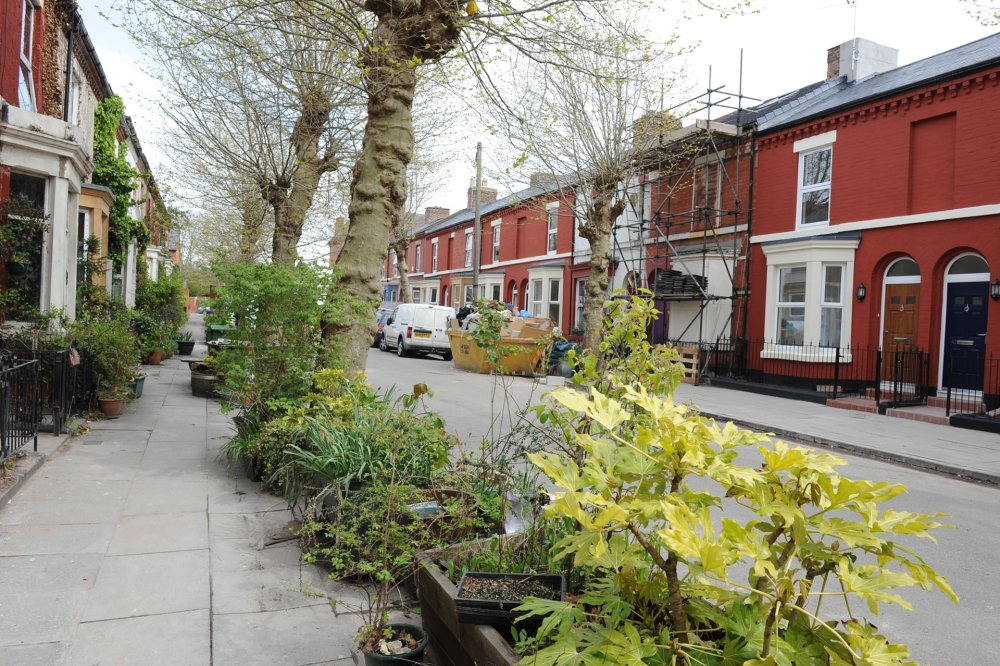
[673,381,1000,485]
[0,352,371,666]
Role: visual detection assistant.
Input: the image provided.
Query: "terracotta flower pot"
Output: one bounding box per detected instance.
[146,350,164,365]
[97,397,126,419]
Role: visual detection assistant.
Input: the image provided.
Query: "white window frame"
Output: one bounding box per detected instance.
[547,278,561,325]
[820,265,845,348]
[412,287,421,303]
[775,265,807,346]
[491,220,501,264]
[530,279,543,316]
[464,231,473,268]
[390,250,398,277]
[429,287,438,304]
[69,71,82,125]
[414,244,422,274]
[431,240,438,272]
[464,284,474,304]
[511,283,519,310]
[761,237,858,361]
[546,203,559,254]
[18,0,38,111]
[575,278,587,330]
[794,131,836,229]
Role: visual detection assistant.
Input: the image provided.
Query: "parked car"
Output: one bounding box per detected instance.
[372,308,393,348]
[381,303,454,360]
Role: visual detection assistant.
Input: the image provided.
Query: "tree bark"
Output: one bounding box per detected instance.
[578,188,625,354]
[269,91,335,265]
[326,1,464,374]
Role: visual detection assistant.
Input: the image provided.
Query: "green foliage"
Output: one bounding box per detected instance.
[93,96,146,261]
[209,261,348,407]
[515,300,957,666]
[0,193,48,321]
[135,271,186,329]
[71,311,142,398]
[76,235,106,317]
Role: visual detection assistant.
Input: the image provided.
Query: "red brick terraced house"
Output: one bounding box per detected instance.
[380,176,578,332]
[743,35,1000,426]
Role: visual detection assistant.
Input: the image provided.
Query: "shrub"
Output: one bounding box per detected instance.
[71,311,141,398]
[515,294,957,666]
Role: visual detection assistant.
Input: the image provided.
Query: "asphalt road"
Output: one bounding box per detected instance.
[365,348,1000,665]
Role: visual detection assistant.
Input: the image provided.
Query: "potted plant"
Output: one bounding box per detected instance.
[72,311,142,418]
[176,330,195,355]
[190,354,221,398]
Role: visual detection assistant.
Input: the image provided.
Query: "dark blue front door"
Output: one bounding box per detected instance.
[944,282,988,391]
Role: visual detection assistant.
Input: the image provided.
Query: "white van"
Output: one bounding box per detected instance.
[381,303,455,359]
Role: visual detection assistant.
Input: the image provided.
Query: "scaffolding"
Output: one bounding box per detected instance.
[609,68,759,375]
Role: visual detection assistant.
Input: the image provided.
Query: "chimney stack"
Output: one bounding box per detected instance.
[529,173,559,189]
[826,38,898,82]
[467,178,498,210]
[424,207,450,225]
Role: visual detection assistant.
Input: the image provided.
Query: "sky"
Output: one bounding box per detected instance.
[78,0,996,258]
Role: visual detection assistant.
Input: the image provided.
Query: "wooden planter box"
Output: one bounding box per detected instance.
[416,561,519,666]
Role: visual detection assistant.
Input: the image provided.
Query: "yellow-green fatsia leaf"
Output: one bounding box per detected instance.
[837,562,916,614]
[587,387,632,431]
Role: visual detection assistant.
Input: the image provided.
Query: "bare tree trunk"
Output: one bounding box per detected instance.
[269,93,336,265]
[325,1,463,373]
[326,57,417,372]
[579,190,625,353]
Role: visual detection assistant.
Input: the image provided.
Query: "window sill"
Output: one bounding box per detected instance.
[760,346,851,363]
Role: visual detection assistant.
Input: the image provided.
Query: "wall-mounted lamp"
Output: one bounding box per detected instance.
[991,278,1000,301]
[856,283,866,302]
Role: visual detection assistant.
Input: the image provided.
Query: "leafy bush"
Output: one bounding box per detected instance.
[71,311,142,398]
[514,294,957,666]
[135,271,186,329]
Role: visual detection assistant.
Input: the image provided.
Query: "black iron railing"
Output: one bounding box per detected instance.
[0,354,39,463]
[875,348,929,408]
[686,337,929,406]
[945,354,1000,420]
[688,337,880,400]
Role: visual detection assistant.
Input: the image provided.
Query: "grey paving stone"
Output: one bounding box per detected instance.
[208,486,288,514]
[107,511,208,555]
[122,480,208,516]
[9,478,132,504]
[0,590,85,645]
[0,498,125,526]
[210,565,331,614]
[135,457,210,477]
[0,523,115,555]
[0,641,67,666]
[66,609,210,666]
[0,553,102,594]
[35,454,145,481]
[212,604,359,666]
[209,538,304,573]
[82,550,209,621]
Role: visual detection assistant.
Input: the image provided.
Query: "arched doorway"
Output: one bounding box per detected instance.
[880,258,920,381]
[509,281,518,310]
[519,279,529,311]
[940,253,989,392]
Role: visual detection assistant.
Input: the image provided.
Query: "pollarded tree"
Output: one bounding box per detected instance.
[313,0,653,373]
[124,0,363,264]
[497,10,680,353]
